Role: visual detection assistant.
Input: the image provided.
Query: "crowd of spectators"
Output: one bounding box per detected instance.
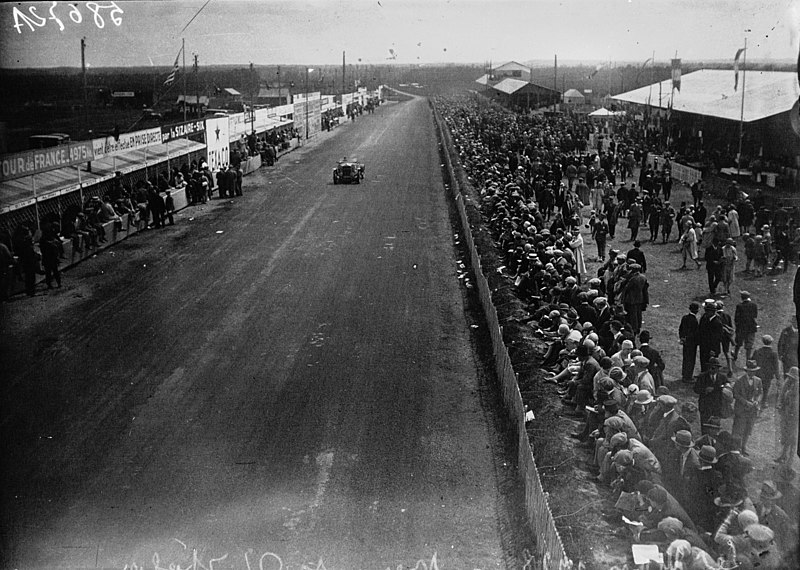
[436,93,799,569]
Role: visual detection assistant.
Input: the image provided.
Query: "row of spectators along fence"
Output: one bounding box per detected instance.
[432,104,576,569]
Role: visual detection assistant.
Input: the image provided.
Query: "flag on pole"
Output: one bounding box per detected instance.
[163,48,182,86]
[671,58,681,92]
[733,47,746,91]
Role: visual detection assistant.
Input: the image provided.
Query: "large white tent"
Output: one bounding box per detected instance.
[611,69,799,124]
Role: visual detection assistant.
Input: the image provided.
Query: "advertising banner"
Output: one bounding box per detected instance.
[92,128,162,159]
[0,141,94,183]
[205,116,230,171]
[161,119,206,143]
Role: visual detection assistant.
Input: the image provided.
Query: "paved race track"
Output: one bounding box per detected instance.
[1,97,523,569]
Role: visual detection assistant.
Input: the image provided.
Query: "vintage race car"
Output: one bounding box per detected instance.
[333,158,365,184]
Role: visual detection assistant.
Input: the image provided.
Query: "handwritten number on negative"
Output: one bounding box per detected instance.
[12,2,123,33]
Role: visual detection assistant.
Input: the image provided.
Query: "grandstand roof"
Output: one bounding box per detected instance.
[611,69,799,123]
[493,78,530,95]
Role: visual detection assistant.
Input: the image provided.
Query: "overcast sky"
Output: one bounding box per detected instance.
[1,0,798,69]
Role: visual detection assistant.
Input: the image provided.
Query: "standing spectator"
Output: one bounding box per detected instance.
[754,481,795,558]
[752,335,779,408]
[628,200,642,242]
[733,291,758,363]
[12,223,38,297]
[704,239,723,296]
[698,300,723,371]
[638,330,665,390]
[568,231,586,284]
[622,264,648,336]
[678,222,700,269]
[147,185,165,229]
[626,240,647,272]
[660,202,675,244]
[727,205,741,240]
[732,360,763,456]
[720,237,738,295]
[235,165,244,196]
[0,238,13,302]
[752,235,767,277]
[777,315,799,372]
[163,190,176,226]
[679,302,701,383]
[742,233,755,272]
[593,213,609,262]
[716,300,734,372]
[38,222,63,290]
[694,357,728,433]
[776,367,799,464]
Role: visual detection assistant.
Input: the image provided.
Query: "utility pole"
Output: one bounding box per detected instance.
[342,51,346,96]
[194,53,200,119]
[277,65,281,106]
[553,54,557,111]
[81,37,88,137]
[182,38,187,122]
[250,62,256,136]
[737,36,748,176]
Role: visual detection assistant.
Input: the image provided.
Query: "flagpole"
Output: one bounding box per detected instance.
[737,37,747,177]
[182,38,187,122]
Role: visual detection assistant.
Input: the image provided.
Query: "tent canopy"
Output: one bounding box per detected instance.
[611,69,799,123]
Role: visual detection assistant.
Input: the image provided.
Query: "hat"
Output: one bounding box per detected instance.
[657,394,678,407]
[744,360,761,372]
[740,290,751,299]
[565,276,577,285]
[613,449,633,467]
[725,237,735,245]
[707,357,722,368]
[760,480,782,500]
[603,399,620,412]
[698,445,718,464]
[646,487,668,506]
[737,509,759,530]
[761,335,773,345]
[681,401,698,416]
[582,321,594,330]
[634,390,653,405]
[609,367,625,381]
[714,489,745,508]
[621,339,634,350]
[557,324,570,335]
[633,355,650,367]
[657,517,684,535]
[671,430,693,447]
[745,524,775,547]
[609,432,629,448]
[703,299,717,310]
[600,378,616,392]
[627,383,639,395]
[788,366,799,381]
[702,416,722,430]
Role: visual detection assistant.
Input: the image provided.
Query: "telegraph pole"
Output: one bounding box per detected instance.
[81,37,88,136]
[194,53,200,119]
[342,51,346,95]
[182,38,187,122]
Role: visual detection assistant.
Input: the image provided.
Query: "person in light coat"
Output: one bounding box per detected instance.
[679,221,701,269]
[727,206,741,240]
[568,231,587,283]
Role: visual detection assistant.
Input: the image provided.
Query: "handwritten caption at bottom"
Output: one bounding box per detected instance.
[123,549,449,570]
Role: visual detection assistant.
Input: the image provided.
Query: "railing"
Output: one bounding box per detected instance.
[432,103,574,570]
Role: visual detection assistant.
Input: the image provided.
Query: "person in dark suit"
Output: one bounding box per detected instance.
[626,240,647,272]
[704,239,723,295]
[698,300,723,371]
[733,291,758,363]
[679,302,701,383]
[622,264,648,336]
[639,330,665,389]
[694,357,728,433]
